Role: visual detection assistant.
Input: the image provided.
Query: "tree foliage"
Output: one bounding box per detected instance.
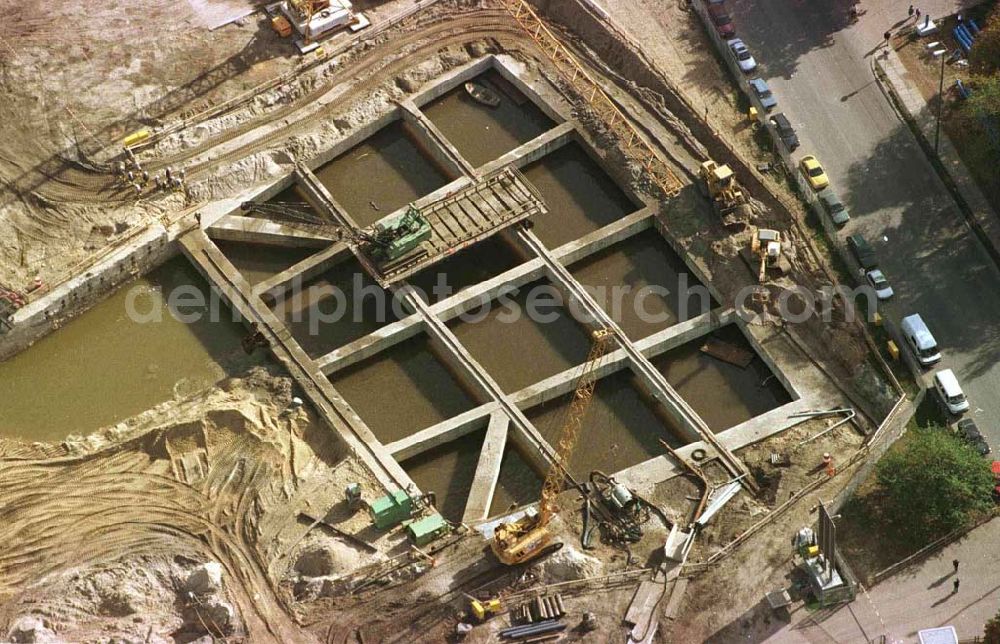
[970,5,1000,75]
[966,74,1000,121]
[985,607,1000,644]
[875,427,994,545]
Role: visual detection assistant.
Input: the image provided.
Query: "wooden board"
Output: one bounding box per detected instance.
[700,337,754,368]
[374,166,547,285]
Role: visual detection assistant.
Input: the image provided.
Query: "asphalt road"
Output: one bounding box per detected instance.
[727,0,1000,446]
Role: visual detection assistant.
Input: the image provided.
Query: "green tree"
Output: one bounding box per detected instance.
[965,74,1000,121]
[875,427,994,545]
[985,607,1000,644]
[970,5,1000,75]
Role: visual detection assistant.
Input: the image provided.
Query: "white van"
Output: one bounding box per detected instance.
[933,369,969,415]
[901,314,941,366]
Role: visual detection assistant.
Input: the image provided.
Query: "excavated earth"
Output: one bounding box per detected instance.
[0,0,897,641]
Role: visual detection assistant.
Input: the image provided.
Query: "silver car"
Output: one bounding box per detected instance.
[727,39,757,73]
[866,269,894,300]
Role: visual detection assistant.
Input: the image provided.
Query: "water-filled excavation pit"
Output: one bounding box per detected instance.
[299,72,797,520]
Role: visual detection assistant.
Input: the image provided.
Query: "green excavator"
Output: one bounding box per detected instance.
[239,201,430,263]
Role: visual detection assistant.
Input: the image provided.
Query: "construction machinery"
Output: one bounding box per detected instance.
[699,159,753,229]
[368,206,432,262]
[491,329,615,566]
[469,597,503,622]
[270,0,368,50]
[750,228,783,283]
[239,200,430,263]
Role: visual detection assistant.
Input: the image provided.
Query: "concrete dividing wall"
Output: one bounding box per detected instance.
[0,225,173,362]
[409,54,572,127]
[398,100,474,177]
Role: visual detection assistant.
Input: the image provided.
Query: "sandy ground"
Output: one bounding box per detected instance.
[0,0,300,286]
[0,0,902,640]
[0,366,418,642]
[668,417,868,642]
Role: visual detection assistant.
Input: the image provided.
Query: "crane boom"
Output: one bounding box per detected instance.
[538,328,613,525]
[490,327,614,566]
[239,201,387,248]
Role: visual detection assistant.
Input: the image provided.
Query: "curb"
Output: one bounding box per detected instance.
[870,514,996,585]
[873,53,1000,271]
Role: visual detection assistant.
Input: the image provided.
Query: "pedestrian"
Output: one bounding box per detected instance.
[953,578,960,593]
[953,559,960,572]
[908,5,914,18]
[915,8,921,20]
[884,30,891,47]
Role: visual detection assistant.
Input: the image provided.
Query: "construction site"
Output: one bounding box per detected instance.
[0,0,906,642]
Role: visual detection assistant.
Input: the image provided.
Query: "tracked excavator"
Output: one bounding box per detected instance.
[490,328,614,566]
[239,200,430,262]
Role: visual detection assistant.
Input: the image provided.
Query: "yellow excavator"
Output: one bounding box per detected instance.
[751,228,782,283]
[491,328,614,566]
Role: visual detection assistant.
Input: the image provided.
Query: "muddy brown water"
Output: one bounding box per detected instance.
[447,278,592,393]
[651,325,791,432]
[329,333,482,445]
[421,70,555,168]
[272,256,404,357]
[528,368,688,479]
[314,120,452,228]
[406,233,526,305]
[402,429,542,522]
[214,241,317,287]
[570,229,717,340]
[522,142,638,249]
[0,258,264,441]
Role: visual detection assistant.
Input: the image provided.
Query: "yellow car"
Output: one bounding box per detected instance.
[799,155,830,190]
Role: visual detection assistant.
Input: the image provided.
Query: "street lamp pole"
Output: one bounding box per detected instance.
[935,49,945,154]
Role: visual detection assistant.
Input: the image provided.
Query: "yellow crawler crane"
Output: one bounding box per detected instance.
[491,328,614,566]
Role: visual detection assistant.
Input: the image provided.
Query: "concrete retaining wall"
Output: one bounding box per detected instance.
[0,225,173,362]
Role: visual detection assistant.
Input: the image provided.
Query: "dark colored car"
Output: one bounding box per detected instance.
[708,3,736,38]
[847,234,879,270]
[749,78,777,110]
[769,113,799,151]
[958,418,992,456]
[818,187,850,225]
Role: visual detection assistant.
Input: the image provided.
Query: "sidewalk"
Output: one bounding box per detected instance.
[765,517,1000,643]
[876,46,1000,263]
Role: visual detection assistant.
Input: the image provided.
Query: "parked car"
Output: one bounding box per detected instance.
[847,234,878,270]
[865,269,894,300]
[817,187,849,225]
[769,113,799,150]
[799,155,830,190]
[901,313,942,366]
[708,3,736,38]
[957,418,990,455]
[727,38,757,72]
[748,78,777,110]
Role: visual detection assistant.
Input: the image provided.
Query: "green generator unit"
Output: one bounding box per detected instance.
[369,490,415,530]
[406,513,450,547]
